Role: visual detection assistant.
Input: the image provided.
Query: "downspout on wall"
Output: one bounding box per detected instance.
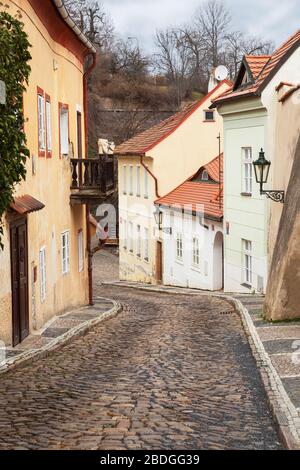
[140,155,160,198]
[83,52,97,306]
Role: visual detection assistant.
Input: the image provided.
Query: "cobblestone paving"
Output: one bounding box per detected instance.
[0,282,281,449]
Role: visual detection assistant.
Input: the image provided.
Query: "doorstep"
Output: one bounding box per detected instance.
[0,297,122,375]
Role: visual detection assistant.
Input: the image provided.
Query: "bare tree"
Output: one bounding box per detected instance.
[226,31,274,77]
[154,28,193,105]
[195,0,231,71]
[64,0,115,50]
[111,38,150,80]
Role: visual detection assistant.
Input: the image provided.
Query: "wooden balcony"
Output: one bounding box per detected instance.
[70,157,115,205]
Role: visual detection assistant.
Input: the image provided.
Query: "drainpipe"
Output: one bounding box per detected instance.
[83,52,97,306]
[140,155,160,198]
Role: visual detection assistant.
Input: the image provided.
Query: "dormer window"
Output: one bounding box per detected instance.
[204,110,215,122]
[201,170,209,181]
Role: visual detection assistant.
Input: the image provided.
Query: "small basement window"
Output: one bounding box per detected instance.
[204,110,215,122]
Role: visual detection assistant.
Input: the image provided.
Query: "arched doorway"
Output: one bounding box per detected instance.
[213,231,224,290]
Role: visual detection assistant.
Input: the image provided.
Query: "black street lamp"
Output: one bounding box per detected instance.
[153,206,163,230]
[253,149,285,203]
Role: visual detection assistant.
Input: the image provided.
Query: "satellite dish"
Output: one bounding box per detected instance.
[214,65,229,81]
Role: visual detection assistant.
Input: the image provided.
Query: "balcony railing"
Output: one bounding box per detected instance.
[70,157,115,204]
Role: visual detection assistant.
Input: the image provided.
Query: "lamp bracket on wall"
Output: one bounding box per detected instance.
[261,190,285,204]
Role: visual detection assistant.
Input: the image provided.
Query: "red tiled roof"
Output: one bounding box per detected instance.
[213,28,300,106]
[245,55,271,80]
[10,195,45,215]
[155,154,223,220]
[115,81,231,156]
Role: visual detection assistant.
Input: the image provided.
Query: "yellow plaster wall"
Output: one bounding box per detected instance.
[0,0,89,345]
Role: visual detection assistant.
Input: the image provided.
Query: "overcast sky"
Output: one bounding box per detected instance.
[101,0,300,53]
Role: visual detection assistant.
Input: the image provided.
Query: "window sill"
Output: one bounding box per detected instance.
[191,264,201,273]
[144,195,149,199]
[241,192,252,197]
[144,257,149,263]
[241,282,252,290]
[203,120,216,123]
[175,258,184,266]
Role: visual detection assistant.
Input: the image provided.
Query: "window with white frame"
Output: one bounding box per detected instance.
[46,98,52,153]
[242,147,253,194]
[136,165,141,196]
[242,239,252,286]
[39,247,46,303]
[78,230,84,273]
[144,167,149,198]
[38,92,46,151]
[123,220,127,249]
[192,237,200,266]
[123,165,127,194]
[129,222,133,253]
[136,225,141,257]
[176,233,183,260]
[144,227,149,261]
[61,231,70,274]
[129,165,133,195]
[204,110,215,122]
[59,104,69,156]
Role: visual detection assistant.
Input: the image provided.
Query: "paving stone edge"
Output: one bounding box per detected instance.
[102,281,300,450]
[0,297,122,377]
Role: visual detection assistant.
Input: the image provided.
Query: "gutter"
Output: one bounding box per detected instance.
[52,0,96,53]
[140,155,160,198]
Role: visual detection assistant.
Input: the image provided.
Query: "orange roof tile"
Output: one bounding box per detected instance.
[245,55,271,80]
[10,195,45,215]
[155,154,223,221]
[115,81,231,156]
[213,28,300,106]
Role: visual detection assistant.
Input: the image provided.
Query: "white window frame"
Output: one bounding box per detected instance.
[242,239,252,286]
[123,220,127,249]
[204,110,215,121]
[61,231,70,275]
[144,227,149,261]
[78,230,84,273]
[39,247,46,303]
[192,237,200,266]
[129,165,133,195]
[136,225,141,257]
[59,105,69,156]
[176,233,183,261]
[129,222,134,253]
[242,147,253,194]
[136,165,141,197]
[123,165,127,195]
[46,99,52,152]
[38,93,46,150]
[144,167,149,198]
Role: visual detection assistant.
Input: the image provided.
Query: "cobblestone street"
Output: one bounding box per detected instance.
[0,250,282,450]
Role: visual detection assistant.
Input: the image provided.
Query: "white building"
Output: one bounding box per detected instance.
[155,154,224,291]
[213,30,300,294]
[115,81,231,284]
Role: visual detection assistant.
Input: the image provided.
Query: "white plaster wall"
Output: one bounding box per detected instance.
[161,209,223,291]
[222,106,269,293]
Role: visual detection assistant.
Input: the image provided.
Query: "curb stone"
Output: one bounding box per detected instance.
[0,297,122,376]
[102,281,300,450]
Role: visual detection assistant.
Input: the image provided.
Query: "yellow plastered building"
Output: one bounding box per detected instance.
[0,0,97,346]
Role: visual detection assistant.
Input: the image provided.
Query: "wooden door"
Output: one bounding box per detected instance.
[156,241,163,283]
[10,218,29,346]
